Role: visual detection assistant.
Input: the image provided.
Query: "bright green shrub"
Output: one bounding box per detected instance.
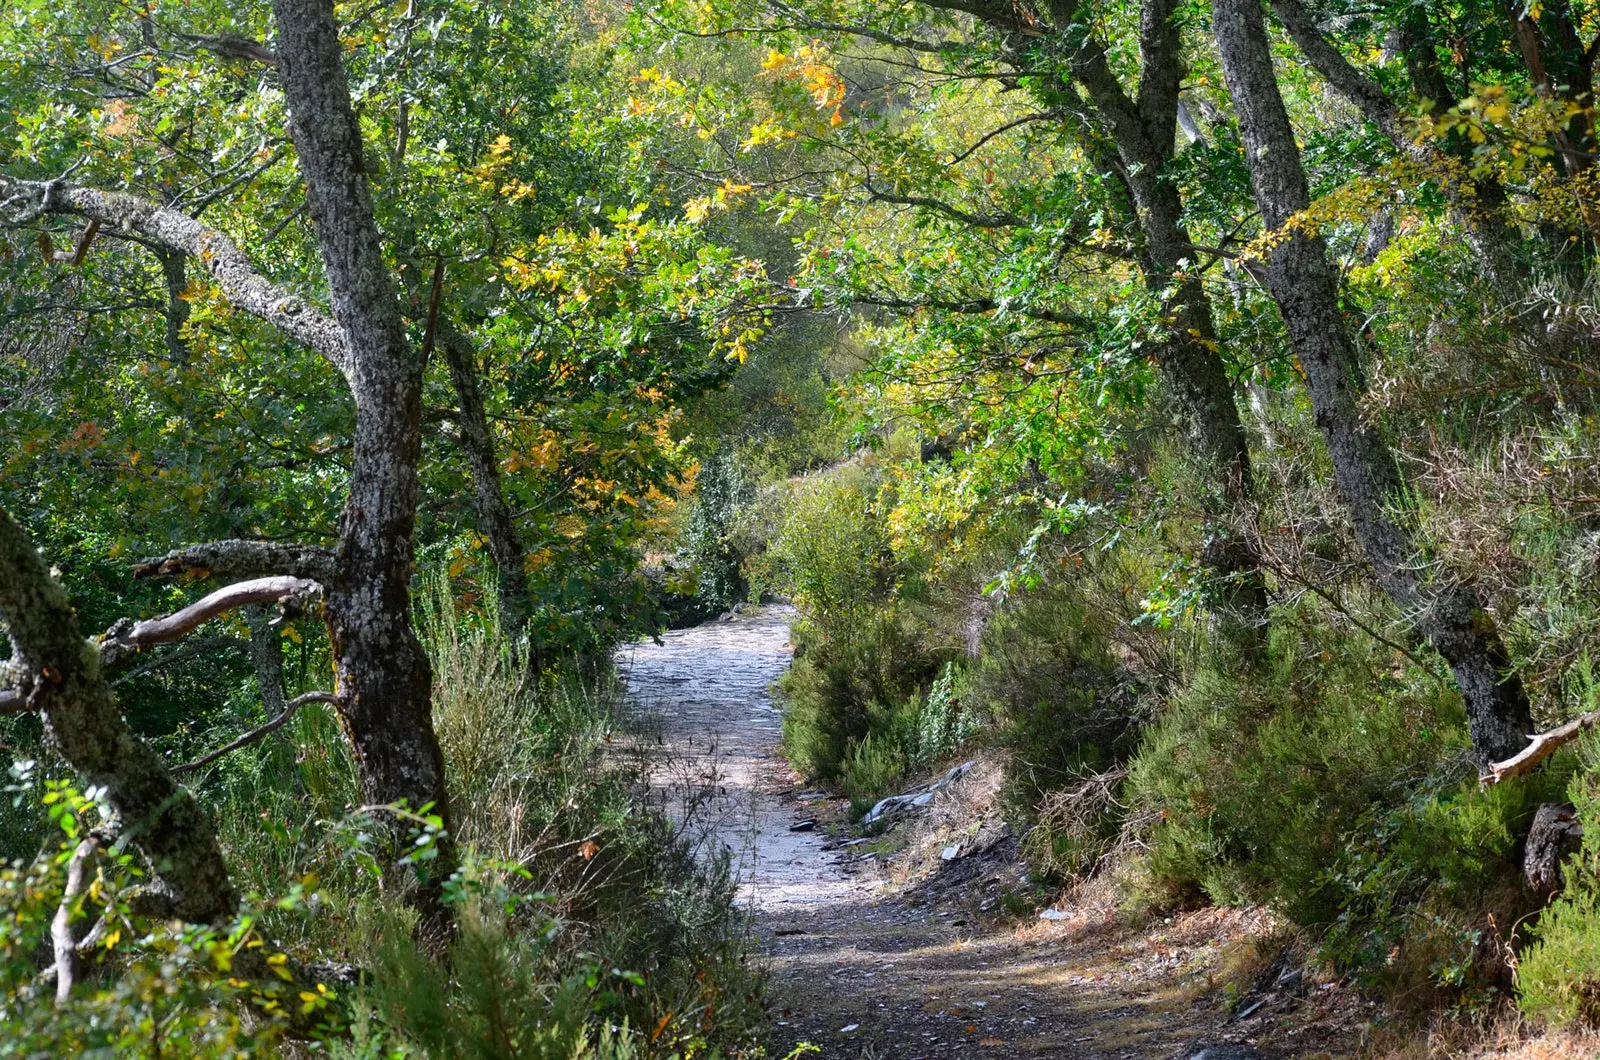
[766,470,894,642]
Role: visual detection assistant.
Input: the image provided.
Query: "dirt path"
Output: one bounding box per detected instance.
[617,609,1350,1060]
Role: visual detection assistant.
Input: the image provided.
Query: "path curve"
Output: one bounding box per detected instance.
[615,605,863,911]
[617,608,1292,1060]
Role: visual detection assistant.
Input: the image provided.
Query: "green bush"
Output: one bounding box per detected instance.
[840,732,908,818]
[778,609,939,781]
[1127,608,1554,997]
[1519,717,1600,1028]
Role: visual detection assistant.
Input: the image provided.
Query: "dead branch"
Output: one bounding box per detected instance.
[51,836,100,1003]
[1484,710,1600,784]
[100,576,321,669]
[171,691,338,776]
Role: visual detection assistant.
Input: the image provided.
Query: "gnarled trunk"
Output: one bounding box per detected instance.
[0,507,235,923]
[1212,0,1534,764]
[272,0,454,911]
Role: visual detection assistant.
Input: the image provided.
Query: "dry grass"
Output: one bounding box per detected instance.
[1368,1015,1600,1059]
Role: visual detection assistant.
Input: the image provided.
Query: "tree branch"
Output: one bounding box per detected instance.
[171,691,338,776]
[0,175,350,374]
[863,177,1028,228]
[1484,710,1600,784]
[101,576,321,667]
[134,540,337,581]
[175,32,278,67]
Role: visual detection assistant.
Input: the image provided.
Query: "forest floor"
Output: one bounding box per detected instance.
[615,608,1382,1059]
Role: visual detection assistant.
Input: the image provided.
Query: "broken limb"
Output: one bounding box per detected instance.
[1484,710,1600,785]
[99,576,321,669]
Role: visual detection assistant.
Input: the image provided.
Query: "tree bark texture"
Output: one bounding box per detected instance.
[0,506,235,923]
[271,0,454,888]
[1212,0,1534,764]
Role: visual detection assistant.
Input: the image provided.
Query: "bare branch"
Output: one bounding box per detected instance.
[1484,710,1600,785]
[101,576,321,666]
[52,836,100,1002]
[0,175,350,374]
[171,691,338,776]
[135,540,337,582]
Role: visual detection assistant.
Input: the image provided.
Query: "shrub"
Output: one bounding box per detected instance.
[840,732,908,818]
[1519,718,1600,1028]
[970,572,1143,826]
[778,609,939,781]
[1127,606,1554,998]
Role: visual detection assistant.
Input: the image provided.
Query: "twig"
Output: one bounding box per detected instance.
[170,691,338,776]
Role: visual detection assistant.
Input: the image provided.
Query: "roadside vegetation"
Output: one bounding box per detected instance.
[7,0,1600,1053]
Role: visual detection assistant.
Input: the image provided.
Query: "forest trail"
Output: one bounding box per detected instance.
[617,608,1290,1060]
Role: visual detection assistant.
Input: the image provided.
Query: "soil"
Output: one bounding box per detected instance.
[617,607,1373,1060]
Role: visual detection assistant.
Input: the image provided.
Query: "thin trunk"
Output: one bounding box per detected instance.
[1213,0,1534,764]
[156,247,190,363]
[1063,0,1267,618]
[244,604,300,783]
[437,322,531,644]
[271,0,454,919]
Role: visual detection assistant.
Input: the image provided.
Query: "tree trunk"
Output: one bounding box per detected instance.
[1213,0,1533,764]
[437,322,531,644]
[271,0,455,913]
[0,507,235,923]
[1062,0,1267,619]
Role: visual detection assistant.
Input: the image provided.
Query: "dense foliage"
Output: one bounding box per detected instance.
[9,0,1600,1049]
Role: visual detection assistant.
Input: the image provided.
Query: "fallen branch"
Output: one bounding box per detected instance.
[171,691,337,776]
[1484,710,1600,785]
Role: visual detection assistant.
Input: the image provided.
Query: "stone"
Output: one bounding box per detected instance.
[1186,1046,1262,1060]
